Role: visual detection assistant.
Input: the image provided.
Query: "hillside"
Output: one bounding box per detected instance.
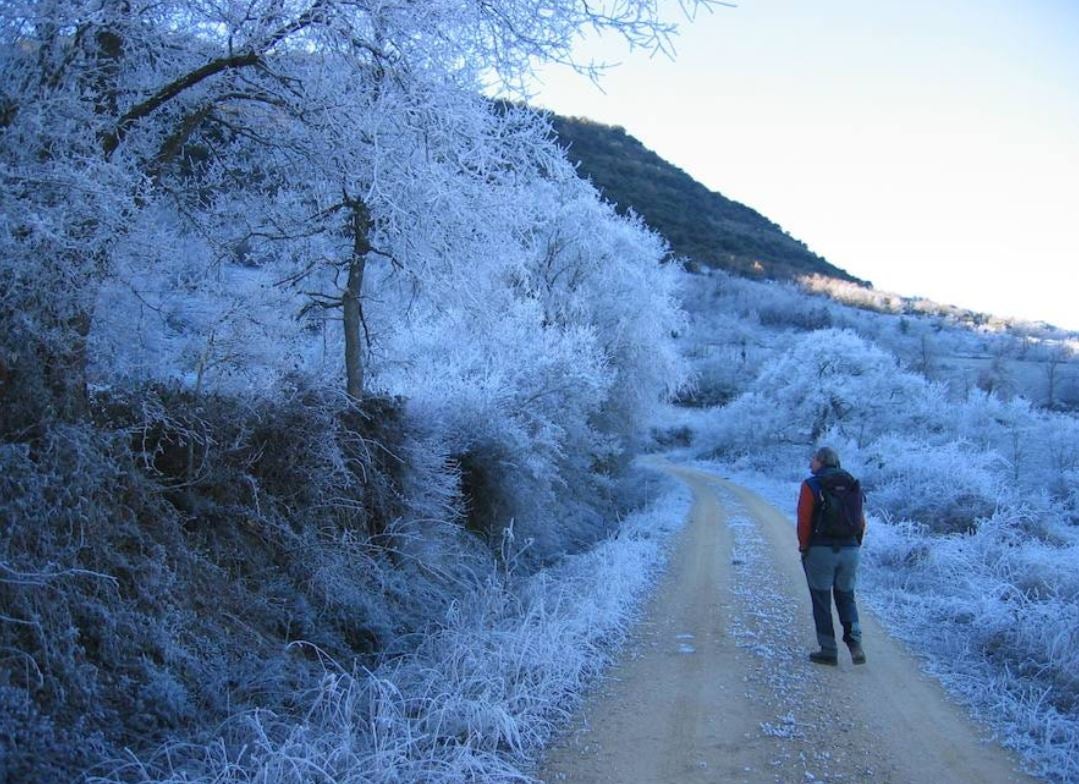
[548,114,867,285]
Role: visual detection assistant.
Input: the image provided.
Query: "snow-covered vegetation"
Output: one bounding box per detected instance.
[77,488,688,784]
[673,269,1079,783]
[0,2,704,781]
[4,2,1078,782]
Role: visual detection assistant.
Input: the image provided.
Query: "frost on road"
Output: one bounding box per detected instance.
[537,464,1038,784]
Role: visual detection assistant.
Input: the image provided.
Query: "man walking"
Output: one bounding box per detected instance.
[797,446,867,665]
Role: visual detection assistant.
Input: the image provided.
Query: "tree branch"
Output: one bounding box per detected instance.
[102,51,260,158]
[101,0,330,158]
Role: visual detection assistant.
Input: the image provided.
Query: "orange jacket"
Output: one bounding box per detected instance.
[796,481,816,551]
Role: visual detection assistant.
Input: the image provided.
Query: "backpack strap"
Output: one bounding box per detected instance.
[806,475,825,534]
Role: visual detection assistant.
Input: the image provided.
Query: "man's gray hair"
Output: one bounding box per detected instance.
[813,446,841,468]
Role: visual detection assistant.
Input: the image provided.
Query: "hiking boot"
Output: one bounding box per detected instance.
[808,650,838,666]
[848,643,867,665]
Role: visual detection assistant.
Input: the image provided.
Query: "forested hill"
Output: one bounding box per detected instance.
[548,113,867,285]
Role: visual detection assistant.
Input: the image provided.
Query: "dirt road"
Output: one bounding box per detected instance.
[537,463,1039,784]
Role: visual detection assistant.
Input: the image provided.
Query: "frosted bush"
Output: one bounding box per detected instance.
[702,329,950,460]
[861,435,1005,534]
[369,179,689,560]
[860,516,930,570]
[85,486,690,784]
[864,507,1079,782]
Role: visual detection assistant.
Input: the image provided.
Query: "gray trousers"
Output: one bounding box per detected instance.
[802,545,862,653]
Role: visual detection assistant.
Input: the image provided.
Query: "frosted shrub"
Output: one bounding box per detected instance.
[864,508,1079,781]
[85,487,689,784]
[672,276,775,408]
[1058,467,1079,525]
[708,275,835,332]
[862,435,1004,534]
[799,274,905,314]
[950,390,1079,507]
[705,329,949,458]
[860,516,930,569]
[0,424,191,782]
[0,385,437,781]
[386,316,610,560]
[1029,415,1079,504]
[757,301,834,331]
[371,174,688,560]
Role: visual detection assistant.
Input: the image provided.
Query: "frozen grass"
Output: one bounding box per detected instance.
[864,511,1079,784]
[84,485,690,783]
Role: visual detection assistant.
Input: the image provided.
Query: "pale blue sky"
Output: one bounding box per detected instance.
[528,0,1079,331]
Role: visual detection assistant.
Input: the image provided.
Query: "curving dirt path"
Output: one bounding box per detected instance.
[537,462,1040,784]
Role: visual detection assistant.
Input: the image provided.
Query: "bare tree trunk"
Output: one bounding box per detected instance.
[344,199,372,401]
[29,7,129,426]
[1047,360,1058,409]
[1044,347,1069,409]
[48,311,93,421]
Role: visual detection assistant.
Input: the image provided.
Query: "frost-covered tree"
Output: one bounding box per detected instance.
[709,329,951,456]
[1,0,711,429]
[363,169,689,554]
